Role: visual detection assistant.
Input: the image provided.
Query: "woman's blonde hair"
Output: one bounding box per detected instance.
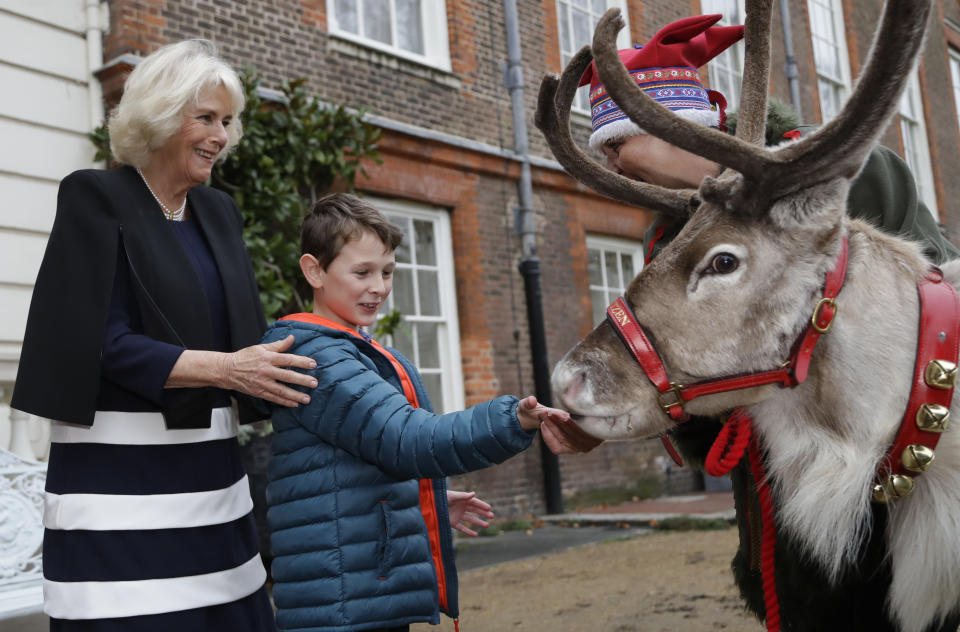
[108,40,245,168]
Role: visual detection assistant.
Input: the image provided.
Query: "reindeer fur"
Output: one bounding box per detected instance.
[553,182,960,632]
[544,1,960,629]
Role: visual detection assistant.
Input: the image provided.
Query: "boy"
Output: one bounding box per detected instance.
[263,193,573,632]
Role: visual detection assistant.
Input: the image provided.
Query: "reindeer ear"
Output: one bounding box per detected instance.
[767,179,850,229]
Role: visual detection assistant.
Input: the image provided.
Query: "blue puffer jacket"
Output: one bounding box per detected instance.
[264,315,536,632]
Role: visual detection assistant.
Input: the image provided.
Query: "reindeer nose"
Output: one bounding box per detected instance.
[560,369,587,403]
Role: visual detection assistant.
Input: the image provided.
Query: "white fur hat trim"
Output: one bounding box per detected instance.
[588,107,720,150]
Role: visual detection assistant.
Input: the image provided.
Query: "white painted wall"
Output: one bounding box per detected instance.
[0,2,105,617]
[0,0,105,455]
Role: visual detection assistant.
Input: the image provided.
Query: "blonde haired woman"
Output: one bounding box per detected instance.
[13,40,314,630]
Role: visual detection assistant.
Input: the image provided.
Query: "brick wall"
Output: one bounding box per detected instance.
[100,0,960,516]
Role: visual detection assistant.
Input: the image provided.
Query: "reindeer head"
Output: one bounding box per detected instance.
[545,0,932,440]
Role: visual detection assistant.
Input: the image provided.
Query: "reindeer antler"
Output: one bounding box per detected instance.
[591,0,934,212]
[534,47,698,217]
[734,0,773,147]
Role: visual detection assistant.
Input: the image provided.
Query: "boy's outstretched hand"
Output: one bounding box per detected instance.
[447,490,494,537]
[516,396,603,454]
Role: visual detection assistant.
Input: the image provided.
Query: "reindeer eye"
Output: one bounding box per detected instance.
[709,253,739,274]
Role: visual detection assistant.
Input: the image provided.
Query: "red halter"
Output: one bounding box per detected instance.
[606,238,849,423]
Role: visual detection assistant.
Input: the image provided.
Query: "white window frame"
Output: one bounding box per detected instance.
[556,0,632,114]
[586,235,643,326]
[701,0,746,114]
[372,197,464,414]
[808,0,852,122]
[326,0,452,71]
[899,69,939,217]
[949,49,960,142]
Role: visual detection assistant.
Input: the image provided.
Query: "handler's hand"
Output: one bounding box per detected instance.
[222,335,318,407]
[516,395,601,454]
[516,395,568,431]
[447,490,494,537]
[541,416,603,454]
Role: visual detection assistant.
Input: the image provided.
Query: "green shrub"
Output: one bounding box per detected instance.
[498,519,533,532]
[652,516,731,531]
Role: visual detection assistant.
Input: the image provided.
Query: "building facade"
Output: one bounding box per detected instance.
[5,0,960,520]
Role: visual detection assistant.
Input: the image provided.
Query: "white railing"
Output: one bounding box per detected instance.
[0,387,48,619]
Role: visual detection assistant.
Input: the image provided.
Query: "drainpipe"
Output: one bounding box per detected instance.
[502,0,563,515]
[779,0,803,120]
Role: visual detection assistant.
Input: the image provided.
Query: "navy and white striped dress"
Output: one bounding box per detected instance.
[41,216,275,630]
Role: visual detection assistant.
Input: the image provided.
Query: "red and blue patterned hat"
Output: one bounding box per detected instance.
[580,14,744,150]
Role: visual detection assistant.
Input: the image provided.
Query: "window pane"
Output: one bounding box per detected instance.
[571,8,590,49]
[421,372,444,412]
[900,84,917,119]
[418,270,441,316]
[396,0,423,54]
[572,0,588,9]
[575,85,590,112]
[587,248,602,286]
[389,215,412,263]
[901,120,918,173]
[604,251,619,289]
[414,219,436,265]
[392,267,415,313]
[591,289,607,325]
[622,254,635,281]
[336,0,359,33]
[591,0,605,14]
[391,320,416,362]
[417,322,439,368]
[363,0,392,44]
[808,0,848,121]
[818,78,840,121]
[559,5,571,53]
[587,237,643,327]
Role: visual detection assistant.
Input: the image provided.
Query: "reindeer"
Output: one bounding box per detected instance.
[541,1,960,631]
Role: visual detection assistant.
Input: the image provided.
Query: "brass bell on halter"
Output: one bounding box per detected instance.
[901,444,935,473]
[916,403,950,433]
[871,474,915,503]
[925,359,958,390]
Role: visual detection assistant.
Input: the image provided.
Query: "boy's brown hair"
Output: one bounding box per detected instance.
[301,193,404,268]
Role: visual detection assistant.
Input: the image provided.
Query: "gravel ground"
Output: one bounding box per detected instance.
[414,527,764,632]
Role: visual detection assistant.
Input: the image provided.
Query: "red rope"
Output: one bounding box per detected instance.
[705,408,752,477]
[705,408,780,631]
[748,432,781,632]
[454,619,460,632]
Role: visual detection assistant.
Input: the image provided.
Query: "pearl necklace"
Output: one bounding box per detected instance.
[136,168,187,221]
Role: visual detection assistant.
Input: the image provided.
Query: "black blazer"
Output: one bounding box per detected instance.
[12,166,267,429]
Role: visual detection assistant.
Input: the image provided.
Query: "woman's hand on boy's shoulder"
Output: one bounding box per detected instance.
[515,396,603,454]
